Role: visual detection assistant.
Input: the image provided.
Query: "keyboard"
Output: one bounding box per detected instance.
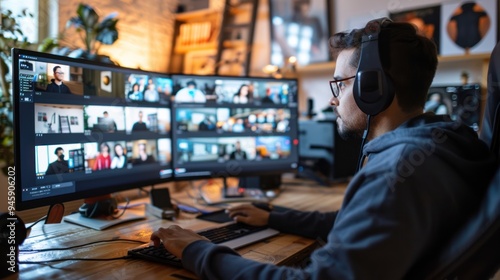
[128,223,280,267]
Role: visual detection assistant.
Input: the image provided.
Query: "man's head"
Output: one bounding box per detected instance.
[187,81,197,88]
[329,20,438,139]
[55,147,64,160]
[53,66,65,82]
[103,111,109,117]
[138,111,143,121]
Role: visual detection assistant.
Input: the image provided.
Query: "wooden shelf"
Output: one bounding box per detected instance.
[295,53,491,75]
[296,61,336,75]
[174,42,218,54]
[174,9,221,21]
[437,53,490,63]
[223,39,247,48]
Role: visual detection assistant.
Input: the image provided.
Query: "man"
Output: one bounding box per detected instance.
[150,20,496,279]
[45,147,69,175]
[229,141,247,160]
[174,80,206,103]
[131,111,148,132]
[46,66,72,94]
[102,111,117,132]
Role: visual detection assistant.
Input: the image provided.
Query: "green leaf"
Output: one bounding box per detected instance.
[77,3,99,29]
[96,28,118,45]
[66,16,84,29]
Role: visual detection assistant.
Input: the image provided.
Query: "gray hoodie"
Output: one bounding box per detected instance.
[183,113,496,280]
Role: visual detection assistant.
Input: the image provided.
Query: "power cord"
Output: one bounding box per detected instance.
[20,238,145,253]
[25,215,47,230]
[356,114,372,172]
[19,256,132,264]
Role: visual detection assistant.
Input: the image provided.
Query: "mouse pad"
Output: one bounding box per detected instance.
[196,205,291,223]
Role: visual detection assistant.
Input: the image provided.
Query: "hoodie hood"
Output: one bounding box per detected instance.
[362,113,495,186]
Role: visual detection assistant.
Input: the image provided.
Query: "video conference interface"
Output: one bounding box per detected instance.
[14,51,299,206]
[16,53,174,203]
[170,75,299,178]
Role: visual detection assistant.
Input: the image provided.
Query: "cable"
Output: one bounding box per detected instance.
[20,238,145,253]
[19,256,131,264]
[112,197,130,219]
[26,215,47,230]
[356,114,372,172]
[117,202,147,209]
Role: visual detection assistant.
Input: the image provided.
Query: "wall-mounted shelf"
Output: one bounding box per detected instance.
[296,53,491,76]
[174,42,219,54]
[437,53,490,63]
[174,9,220,21]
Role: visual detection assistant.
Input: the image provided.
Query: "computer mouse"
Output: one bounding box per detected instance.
[252,202,273,212]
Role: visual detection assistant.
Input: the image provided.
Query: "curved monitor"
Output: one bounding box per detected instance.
[170,74,299,180]
[12,48,173,210]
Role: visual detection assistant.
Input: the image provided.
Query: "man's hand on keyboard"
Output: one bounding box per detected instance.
[226,204,270,226]
[150,225,209,258]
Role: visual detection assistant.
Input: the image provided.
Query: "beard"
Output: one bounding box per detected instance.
[336,115,365,141]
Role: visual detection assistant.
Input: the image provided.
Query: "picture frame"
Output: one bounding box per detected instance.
[440,0,497,56]
[269,0,332,67]
[390,5,442,55]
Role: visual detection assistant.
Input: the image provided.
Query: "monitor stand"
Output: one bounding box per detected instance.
[200,176,276,205]
[63,195,145,230]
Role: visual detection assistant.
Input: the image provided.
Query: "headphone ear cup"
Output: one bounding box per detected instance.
[353,17,395,116]
[353,70,394,115]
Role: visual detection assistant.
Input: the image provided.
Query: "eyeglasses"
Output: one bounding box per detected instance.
[55,72,64,75]
[329,76,355,98]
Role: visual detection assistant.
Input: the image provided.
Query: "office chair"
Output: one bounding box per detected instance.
[408,42,500,279]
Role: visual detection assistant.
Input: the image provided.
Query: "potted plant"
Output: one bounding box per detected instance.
[1,3,120,175]
[0,9,32,175]
[41,3,119,64]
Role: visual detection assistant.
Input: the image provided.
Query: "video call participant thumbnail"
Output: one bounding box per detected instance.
[131,141,156,166]
[45,147,69,175]
[46,66,72,94]
[174,80,206,103]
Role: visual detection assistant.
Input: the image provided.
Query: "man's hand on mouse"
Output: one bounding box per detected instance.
[226,204,270,226]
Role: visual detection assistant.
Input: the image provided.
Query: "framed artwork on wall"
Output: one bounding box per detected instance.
[390,5,441,55]
[269,0,332,67]
[440,0,497,56]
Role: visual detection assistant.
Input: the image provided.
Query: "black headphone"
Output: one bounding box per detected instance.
[78,198,117,218]
[353,17,395,116]
[0,212,26,242]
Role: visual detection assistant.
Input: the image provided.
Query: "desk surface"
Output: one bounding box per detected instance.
[14,179,347,280]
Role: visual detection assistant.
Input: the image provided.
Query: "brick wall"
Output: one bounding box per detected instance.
[58,0,177,72]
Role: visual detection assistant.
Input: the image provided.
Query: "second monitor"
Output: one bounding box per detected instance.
[170,74,300,202]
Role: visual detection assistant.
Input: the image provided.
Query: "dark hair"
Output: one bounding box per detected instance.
[54,147,63,154]
[53,66,61,73]
[100,142,110,152]
[234,84,253,101]
[114,143,124,155]
[187,80,197,87]
[329,21,438,112]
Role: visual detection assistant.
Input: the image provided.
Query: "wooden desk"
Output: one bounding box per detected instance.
[15,179,347,280]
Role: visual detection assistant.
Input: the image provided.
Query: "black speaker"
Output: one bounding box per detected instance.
[353,17,395,116]
[79,198,117,218]
[1,213,27,277]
